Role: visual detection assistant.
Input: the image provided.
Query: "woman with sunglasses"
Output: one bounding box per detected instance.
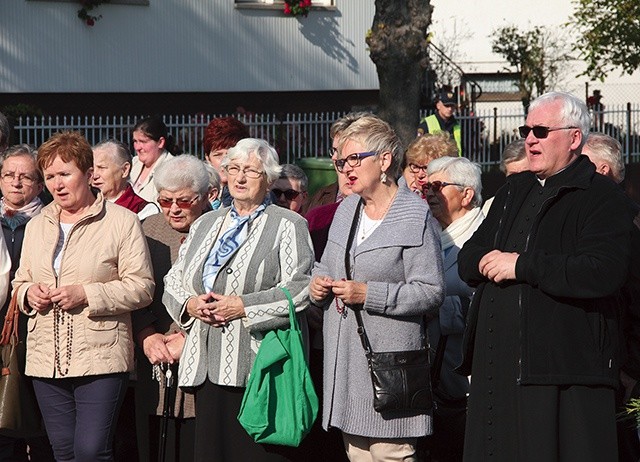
[310,115,445,462]
[402,132,458,198]
[423,156,485,461]
[163,139,313,462]
[132,154,212,462]
[271,163,308,214]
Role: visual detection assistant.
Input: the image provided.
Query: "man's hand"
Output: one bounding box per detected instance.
[479,250,519,283]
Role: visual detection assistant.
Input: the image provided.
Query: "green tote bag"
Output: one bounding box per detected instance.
[237,287,319,447]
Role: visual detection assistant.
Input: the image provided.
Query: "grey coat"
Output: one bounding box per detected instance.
[313,187,445,438]
[163,204,313,388]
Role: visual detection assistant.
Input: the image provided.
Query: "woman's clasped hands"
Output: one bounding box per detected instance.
[310,276,367,306]
[186,291,246,327]
[27,283,88,313]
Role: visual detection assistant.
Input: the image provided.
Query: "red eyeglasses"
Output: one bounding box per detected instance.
[157,197,199,209]
[422,181,463,194]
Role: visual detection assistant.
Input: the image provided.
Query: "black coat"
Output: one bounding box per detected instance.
[458,155,632,387]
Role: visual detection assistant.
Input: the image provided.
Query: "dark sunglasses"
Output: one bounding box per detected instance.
[333,151,377,173]
[157,197,198,209]
[422,181,463,193]
[518,125,578,139]
[272,188,301,201]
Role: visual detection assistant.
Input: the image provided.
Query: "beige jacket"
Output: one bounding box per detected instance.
[13,193,155,378]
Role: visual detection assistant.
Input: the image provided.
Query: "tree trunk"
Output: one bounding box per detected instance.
[366,0,432,149]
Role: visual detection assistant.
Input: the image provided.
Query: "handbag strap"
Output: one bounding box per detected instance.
[0,291,19,346]
[342,200,374,356]
[430,334,448,389]
[343,198,362,282]
[280,287,298,331]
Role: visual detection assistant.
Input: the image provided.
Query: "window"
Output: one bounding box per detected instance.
[235,0,335,11]
[28,0,148,4]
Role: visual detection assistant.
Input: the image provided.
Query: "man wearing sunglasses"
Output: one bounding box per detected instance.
[271,163,308,214]
[457,91,632,461]
[417,90,462,155]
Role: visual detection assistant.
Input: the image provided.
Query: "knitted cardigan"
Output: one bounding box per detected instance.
[313,187,445,438]
[163,204,313,388]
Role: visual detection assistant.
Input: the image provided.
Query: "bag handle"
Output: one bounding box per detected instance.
[342,199,374,356]
[430,334,448,389]
[279,287,298,332]
[0,291,20,346]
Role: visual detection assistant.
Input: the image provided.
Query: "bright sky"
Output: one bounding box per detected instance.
[428,0,640,104]
[429,0,575,67]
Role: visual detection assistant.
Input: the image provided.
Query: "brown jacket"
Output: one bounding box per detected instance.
[13,193,155,378]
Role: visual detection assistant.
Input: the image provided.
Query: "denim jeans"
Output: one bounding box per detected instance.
[32,373,128,462]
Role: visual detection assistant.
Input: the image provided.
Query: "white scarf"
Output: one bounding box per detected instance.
[440,206,485,251]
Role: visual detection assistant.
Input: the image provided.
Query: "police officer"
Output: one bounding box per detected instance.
[417,90,462,156]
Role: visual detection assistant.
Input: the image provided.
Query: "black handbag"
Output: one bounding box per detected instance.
[346,199,432,413]
[353,309,433,413]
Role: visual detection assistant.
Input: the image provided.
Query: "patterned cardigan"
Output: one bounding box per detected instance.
[163,204,313,388]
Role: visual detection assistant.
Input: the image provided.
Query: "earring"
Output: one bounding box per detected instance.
[380,172,387,183]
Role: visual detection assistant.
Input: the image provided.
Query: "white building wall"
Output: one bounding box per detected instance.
[0,0,378,93]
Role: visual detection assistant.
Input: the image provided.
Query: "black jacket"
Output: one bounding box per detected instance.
[458,155,632,387]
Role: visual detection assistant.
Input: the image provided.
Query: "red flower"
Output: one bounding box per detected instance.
[284,3,292,14]
[86,18,95,26]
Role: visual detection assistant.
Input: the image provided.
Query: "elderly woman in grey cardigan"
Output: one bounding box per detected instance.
[310,115,445,462]
[163,138,314,462]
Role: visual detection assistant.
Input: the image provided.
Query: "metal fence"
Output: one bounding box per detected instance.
[13,104,640,167]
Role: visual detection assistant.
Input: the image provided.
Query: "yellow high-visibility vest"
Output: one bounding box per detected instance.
[422,114,462,156]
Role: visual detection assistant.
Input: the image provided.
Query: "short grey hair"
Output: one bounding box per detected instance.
[222,138,282,183]
[528,91,591,150]
[204,163,221,191]
[0,144,42,183]
[0,112,10,152]
[154,154,211,197]
[427,156,483,208]
[93,139,132,180]
[280,164,308,192]
[583,132,625,183]
[500,139,526,174]
[336,115,403,180]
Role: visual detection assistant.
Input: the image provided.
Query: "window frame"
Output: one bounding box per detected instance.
[234,0,336,11]
[27,0,149,5]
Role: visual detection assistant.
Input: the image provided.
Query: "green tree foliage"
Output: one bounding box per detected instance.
[570,0,640,80]
[491,25,572,109]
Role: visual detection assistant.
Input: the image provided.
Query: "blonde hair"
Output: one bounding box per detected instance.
[405,132,458,166]
[336,115,403,179]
